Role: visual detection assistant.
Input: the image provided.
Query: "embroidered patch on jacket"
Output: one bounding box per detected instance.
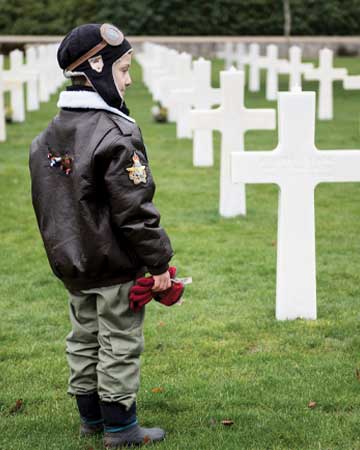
[88,55,104,73]
[126,152,147,185]
[48,151,73,175]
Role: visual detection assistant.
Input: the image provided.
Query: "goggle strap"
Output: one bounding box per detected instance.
[66,40,107,72]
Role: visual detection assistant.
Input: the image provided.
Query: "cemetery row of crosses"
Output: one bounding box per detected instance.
[136,42,360,322]
[3,40,358,322]
[0,44,64,141]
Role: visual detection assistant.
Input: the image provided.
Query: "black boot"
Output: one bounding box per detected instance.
[101,401,165,448]
[76,392,104,437]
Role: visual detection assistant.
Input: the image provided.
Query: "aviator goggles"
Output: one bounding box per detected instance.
[66,23,125,72]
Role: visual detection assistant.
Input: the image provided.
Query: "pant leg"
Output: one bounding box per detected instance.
[94,282,145,409]
[65,289,99,396]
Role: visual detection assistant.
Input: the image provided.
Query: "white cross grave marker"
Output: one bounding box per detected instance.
[190,68,276,217]
[261,45,286,101]
[0,56,6,141]
[163,52,193,122]
[192,58,221,167]
[278,46,313,91]
[232,91,360,320]
[3,63,25,123]
[38,45,51,102]
[248,43,261,92]
[304,48,347,120]
[155,52,190,121]
[141,45,167,90]
[236,43,247,71]
[10,49,39,111]
[25,47,41,110]
[217,42,236,69]
[152,50,179,102]
[171,58,221,167]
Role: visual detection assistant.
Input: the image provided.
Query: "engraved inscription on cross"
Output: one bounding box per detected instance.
[232,91,360,320]
[190,68,275,217]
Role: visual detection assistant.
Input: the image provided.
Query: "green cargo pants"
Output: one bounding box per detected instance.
[65,281,145,410]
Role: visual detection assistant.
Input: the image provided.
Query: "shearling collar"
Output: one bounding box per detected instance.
[57,90,135,123]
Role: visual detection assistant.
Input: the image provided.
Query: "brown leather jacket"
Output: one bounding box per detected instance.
[29,103,173,291]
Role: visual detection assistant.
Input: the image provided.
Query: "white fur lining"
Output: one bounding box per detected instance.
[57,90,135,123]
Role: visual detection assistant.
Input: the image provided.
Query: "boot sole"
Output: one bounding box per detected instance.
[104,434,165,448]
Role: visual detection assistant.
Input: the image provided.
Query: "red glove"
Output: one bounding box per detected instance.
[129,267,184,312]
[154,281,184,306]
[129,278,153,313]
[153,267,185,307]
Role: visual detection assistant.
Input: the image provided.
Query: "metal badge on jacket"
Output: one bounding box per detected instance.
[126,152,147,185]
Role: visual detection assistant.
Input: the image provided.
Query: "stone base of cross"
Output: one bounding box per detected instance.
[231,91,360,320]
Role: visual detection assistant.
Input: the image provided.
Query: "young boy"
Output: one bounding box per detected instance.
[29,23,173,448]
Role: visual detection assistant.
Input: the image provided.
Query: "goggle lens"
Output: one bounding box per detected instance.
[100,23,124,46]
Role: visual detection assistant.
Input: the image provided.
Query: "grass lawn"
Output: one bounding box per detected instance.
[0,56,360,450]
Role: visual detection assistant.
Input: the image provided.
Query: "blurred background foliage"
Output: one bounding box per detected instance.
[0,0,359,35]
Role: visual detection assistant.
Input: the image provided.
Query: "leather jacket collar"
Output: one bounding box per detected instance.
[57,88,134,122]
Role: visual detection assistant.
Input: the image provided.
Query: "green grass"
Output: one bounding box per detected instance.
[0,56,360,449]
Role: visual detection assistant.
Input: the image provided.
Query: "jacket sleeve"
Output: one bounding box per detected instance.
[103,139,173,275]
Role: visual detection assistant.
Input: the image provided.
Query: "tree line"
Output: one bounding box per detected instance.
[0,0,359,36]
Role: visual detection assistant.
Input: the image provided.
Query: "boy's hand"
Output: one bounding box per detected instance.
[152,271,171,292]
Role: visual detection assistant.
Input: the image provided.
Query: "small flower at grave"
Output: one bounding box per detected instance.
[151,103,168,123]
[5,106,13,123]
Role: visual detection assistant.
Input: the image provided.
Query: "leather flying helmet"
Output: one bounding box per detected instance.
[57,23,132,110]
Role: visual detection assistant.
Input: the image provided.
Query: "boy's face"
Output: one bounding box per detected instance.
[113,52,132,99]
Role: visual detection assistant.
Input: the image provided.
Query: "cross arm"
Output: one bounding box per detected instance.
[316,150,360,184]
[190,108,222,132]
[244,109,276,131]
[344,76,360,90]
[170,88,193,103]
[332,68,348,80]
[303,69,319,81]
[231,150,281,185]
